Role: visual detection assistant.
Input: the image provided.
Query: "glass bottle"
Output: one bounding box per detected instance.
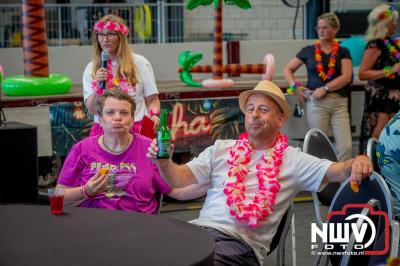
[156,109,171,159]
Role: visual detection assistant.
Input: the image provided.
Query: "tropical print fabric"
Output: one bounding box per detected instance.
[377,111,400,218]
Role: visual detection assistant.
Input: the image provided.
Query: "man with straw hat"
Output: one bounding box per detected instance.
[147,80,373,265]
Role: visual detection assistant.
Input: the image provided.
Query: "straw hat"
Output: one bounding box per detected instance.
[238,80,291,120]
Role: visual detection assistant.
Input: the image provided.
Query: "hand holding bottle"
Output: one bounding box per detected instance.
[147,139,175,161]
[156,109,171,159]
[147,109,173,160]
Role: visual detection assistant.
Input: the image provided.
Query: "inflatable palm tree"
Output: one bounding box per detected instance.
[179,0,275,88]
[22,0,49,77]
[2,0,71,96]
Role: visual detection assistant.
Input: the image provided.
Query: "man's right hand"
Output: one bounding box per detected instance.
[84,172,108,197]
[95,68,108,83]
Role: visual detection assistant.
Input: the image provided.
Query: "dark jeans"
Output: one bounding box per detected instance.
[201,226,260,266]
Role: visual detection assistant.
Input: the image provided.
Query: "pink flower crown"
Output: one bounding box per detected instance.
[373,5,396,25]
[94,21,129,36]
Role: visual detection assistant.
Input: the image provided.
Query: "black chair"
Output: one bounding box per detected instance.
[367,137,380,173]
[267,203,294,266]
[303,128,341,228]
[314,171,399,266]
[156,193,163,215]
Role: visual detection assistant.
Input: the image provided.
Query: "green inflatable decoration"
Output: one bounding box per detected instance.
[2,73,72,96]
[186,0,251,10]
[178,50,203,87]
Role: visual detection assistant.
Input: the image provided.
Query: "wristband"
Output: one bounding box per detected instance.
[323,85,329,92]
[149,109,160,117]
[383,66,396,79]
[81,185,93,199]
[287,81,301,95]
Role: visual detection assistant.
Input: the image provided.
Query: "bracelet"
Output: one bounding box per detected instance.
[81,185,92,199]
[149,109,160,117]
[287,81,301,95]
[383,66,396,79]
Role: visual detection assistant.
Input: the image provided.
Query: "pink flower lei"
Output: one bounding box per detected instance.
[91,60,130,95]
[94,21,129,36]
[224,132,288,228]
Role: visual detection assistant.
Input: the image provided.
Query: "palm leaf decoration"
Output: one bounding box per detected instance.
[186,0,251,10]
[186,0,213,10]
[178,50,203,87]
[224,0,251,9]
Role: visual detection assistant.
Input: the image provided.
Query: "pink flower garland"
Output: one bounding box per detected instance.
[94,21,129,36]
[224,132,288,228]
[91,60,130,95]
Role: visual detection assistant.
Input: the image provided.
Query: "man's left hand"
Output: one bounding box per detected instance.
[350,155,373,185]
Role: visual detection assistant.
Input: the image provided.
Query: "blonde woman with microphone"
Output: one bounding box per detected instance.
[83,14,160,136]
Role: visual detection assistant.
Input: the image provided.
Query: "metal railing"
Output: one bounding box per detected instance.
[0,2,306,47]
[0,1,394,48]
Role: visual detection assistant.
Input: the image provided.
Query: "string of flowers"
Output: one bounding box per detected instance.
[372,5,395,25]
[314,40,339,81]
[287,80,301,95]
[383,37,400,79]
[383,66,396,79]
[91,60,130,95]
[384,37,400,61]
[224,132,288,228]
[94,21,129,36]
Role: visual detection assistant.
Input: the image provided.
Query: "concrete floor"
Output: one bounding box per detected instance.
[160,195,329,266]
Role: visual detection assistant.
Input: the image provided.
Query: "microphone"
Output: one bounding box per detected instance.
[99,51,109,90]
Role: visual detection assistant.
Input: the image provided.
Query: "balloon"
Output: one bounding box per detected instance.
[178,50,203,87]
[0,64,3,85]
[340,37,367,67]
[134,5,152,40]
[261,53,275,81]
[202,78,234,88]
[2,73,72,96]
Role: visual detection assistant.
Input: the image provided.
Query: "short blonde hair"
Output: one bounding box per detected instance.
[365,4,398,41]
[318,13,340,30]
[96,88,136,117]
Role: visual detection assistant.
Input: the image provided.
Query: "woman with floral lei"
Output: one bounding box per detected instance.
[284,12,353,161]
[359,4,400,152]
[83,14,160,137]
[147,80,373,266]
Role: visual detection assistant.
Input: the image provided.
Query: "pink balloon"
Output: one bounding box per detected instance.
[261,54,275,81]
[202,78,234,88]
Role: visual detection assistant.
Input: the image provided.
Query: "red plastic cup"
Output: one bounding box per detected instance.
[48,188,64,215]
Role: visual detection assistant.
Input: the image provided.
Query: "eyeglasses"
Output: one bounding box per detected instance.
[97,32,118,39]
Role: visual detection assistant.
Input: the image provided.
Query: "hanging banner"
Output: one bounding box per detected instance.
[49,97,244,157]
[161,97,244,153]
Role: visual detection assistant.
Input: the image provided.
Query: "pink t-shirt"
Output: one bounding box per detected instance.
[57,134,171,214]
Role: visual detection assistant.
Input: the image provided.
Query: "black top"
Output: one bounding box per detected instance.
[296,44,351,97]
[0,205,215,266]
[366,38,400,89]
